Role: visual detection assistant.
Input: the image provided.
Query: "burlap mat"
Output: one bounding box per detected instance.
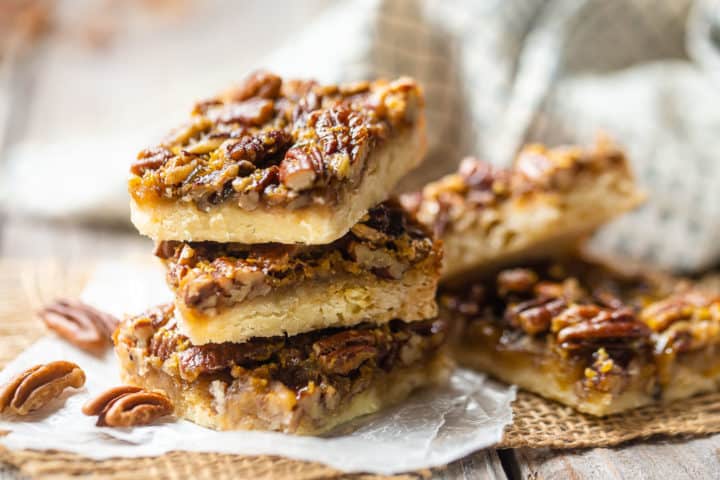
[1,260,720,479]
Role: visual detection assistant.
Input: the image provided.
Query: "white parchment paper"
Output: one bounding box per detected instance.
[0,262,516,475]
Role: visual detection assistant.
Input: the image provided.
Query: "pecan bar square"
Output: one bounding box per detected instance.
[155,200,441,344]
[114,304,450,434]
[129,71,426,245]
[401,140,643,280]
[440,256,720,416]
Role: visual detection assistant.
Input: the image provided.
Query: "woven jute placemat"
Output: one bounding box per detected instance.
[1,259,720,479]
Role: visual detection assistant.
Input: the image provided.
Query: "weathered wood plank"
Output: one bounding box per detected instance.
[433,449,507,480]
[514,435,720,480]
[0,215,148,260]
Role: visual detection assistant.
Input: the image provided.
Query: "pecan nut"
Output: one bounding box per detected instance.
[39,299,119,353]
[280,144,323,191]
[0,361,86,416]
[312,330,378,375]
[554,305,650,348]
[83,386,173,427]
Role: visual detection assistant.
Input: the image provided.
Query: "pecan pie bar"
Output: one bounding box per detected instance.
[154,200,441,344]
[129,71,426,244]
[401,140,643,280]
[441,257,720,416]
[114,304,450,433]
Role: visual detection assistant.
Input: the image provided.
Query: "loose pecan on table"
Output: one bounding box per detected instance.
[0,361,86,416]
[83,386,173,427]
[39,299,119,353]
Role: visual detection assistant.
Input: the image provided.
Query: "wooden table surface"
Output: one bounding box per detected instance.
[1,21,719,480]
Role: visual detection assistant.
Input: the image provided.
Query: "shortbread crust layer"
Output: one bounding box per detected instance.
[129,72,427,244]
[402,140,643,280]
[114,304,450,434]
[441,257,720,416]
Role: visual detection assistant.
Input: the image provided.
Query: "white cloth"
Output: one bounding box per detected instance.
[2,0,719,271]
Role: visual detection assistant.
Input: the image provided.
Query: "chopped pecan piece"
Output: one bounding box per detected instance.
[280,145,322,190]
[0,361,85,416]
[225,70,282,101]
[83,386,173,427]
[498,268,539,295]
[131,147,173,176]
[39,299,119,353]
[226,130,293,165]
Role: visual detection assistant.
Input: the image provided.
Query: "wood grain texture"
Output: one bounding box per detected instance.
[514,436,720,480]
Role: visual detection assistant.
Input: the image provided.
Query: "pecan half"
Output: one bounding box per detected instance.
[39,299,119,353]
[312,330,378,375]
[554,305,650,348]
[211,98,274,126]
[497,268,539,295]
[0,361,86,416]
[83,386,173,427]
[505,297,567,335]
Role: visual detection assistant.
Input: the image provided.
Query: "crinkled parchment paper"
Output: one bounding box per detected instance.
[0,262,515,475]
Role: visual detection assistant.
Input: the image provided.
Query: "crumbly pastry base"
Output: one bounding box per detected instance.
[116,341,451,434]
[455,344,720,416]
[176,267,438,344]
[130,121,426,244]
[441,170,644,280]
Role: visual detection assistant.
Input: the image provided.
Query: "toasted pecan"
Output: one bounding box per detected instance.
[83,386,173,427]
[39,299,119,353]
[0,361,85,416]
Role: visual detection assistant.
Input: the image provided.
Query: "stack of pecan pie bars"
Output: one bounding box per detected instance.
[123,71,449,433]
[123,70,720,432]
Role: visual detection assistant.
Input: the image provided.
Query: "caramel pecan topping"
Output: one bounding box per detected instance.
[83,386,173,427]
[155,199,439,314]
[0,361,85,416]
[404,141,629,236]
[129,71,422,211]
[39,299,119,353]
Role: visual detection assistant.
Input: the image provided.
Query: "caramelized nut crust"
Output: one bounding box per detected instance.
[39,299,119,353]
[0,361,86,416]
[155,200,440,314]
[129,71,423,212]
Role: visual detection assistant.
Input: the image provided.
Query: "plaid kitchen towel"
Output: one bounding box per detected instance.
[2,0,719,272]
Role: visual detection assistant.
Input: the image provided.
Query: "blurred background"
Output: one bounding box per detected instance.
[0,0,718,273]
